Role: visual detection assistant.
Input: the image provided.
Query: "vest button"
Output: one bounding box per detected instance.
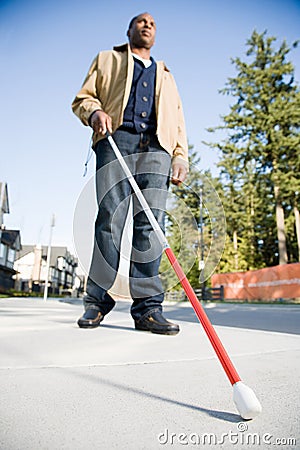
[140,123,146,129]
[142,81,148,87]
[141,111,147,118]
[142,96,148,102]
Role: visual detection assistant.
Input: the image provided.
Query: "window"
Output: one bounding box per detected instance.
[6,248,15,268]
[50,267,58,281]
[7,248,15,263]
[0,243,7,264]
[57,257,66,271]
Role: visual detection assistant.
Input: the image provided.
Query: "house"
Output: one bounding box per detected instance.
[14,245,82,296]
[0,182,21,292]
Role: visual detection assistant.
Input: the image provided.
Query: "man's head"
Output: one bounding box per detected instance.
[127,12,156,50]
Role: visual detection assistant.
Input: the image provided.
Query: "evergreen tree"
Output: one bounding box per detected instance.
[207,30,300,267]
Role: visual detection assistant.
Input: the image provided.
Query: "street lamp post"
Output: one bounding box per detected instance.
[44,214,55,301]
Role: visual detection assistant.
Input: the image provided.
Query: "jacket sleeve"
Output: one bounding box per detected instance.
[72,55,103,126]
[172,93,189,171]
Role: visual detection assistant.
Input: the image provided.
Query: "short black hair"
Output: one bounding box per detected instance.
[128,15,138,30]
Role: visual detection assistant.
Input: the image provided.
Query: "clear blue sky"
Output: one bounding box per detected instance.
[1,0,299,254]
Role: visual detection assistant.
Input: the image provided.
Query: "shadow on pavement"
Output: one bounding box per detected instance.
[100,323,135,332]
[68,368,242,424]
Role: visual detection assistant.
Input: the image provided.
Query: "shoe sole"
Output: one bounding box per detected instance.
[135,325,180,335]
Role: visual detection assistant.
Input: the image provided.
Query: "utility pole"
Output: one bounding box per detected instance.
[199,187,206,300]
[44,214,55,301]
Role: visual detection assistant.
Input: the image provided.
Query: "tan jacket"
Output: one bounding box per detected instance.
[72,44,188,168]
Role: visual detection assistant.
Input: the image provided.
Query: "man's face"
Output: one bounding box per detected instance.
[128,13,156,50]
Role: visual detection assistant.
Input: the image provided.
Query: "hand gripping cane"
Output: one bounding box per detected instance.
[106,133,262,420]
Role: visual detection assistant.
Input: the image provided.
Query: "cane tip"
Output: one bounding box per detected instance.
[233,381,262,420]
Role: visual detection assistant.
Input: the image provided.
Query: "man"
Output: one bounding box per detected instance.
[72,12,188,335]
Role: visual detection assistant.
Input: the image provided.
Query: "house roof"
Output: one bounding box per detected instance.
[1,230,21,251]
[16,245,78,268]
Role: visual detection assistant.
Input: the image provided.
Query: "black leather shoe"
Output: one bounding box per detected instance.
[77,309,104,329]
[135,311,180,335]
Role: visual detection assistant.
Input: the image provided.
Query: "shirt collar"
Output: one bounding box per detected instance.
[131,52,153,68]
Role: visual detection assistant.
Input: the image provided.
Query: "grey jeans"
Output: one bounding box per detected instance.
[84,129,171,321]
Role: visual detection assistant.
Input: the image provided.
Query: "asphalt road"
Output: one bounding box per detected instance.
[164,302,300,335]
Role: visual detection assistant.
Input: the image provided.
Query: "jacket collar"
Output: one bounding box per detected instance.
[113,43,129,52]
[113,43,169,72]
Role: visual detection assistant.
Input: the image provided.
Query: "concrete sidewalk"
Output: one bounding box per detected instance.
[0,298,299,449]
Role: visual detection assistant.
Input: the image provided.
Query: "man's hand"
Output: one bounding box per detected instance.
[90,110,112,135]
[171,163,188,185]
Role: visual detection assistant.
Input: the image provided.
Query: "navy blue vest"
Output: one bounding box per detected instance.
[122,57,156,133]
